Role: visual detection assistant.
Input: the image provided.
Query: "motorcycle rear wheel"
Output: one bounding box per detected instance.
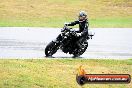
[73,41,88,57]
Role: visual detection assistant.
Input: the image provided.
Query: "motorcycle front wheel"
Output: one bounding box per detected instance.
[45,41,59,57]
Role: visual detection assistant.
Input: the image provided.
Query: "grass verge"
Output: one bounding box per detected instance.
[0,17,132,28]
[0,59,132,88]
[0,0,131,27]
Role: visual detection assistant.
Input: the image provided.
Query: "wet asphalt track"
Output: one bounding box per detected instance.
[0,27,132,59]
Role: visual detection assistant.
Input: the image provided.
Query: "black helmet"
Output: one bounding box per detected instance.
[78,11,87,21]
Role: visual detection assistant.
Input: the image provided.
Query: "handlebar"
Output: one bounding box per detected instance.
[61,25,72,32]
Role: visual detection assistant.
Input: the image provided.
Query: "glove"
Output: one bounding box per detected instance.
[64,22,69,26]
[76,33,81,37]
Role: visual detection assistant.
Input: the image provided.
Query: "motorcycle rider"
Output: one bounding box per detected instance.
[56,11,89,49]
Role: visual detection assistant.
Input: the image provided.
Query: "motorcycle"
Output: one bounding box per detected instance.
[45,25,94,57]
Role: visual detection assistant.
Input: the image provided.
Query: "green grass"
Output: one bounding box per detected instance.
[0,17,132,28]
[0,0,131,27]
[90,17,132,28]
[0,59,132,88]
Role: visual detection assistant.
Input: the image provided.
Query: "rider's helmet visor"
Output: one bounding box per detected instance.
[79,16,86,21]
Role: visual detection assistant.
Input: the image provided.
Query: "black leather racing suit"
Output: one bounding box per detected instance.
[67,19,89,38]
[57,19,89,48]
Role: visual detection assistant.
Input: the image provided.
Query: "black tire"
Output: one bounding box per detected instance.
[73,41,88,57]
[45,41,59,57]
